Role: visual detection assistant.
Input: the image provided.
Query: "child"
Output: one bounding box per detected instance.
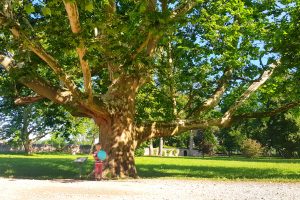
[93,143,105,180]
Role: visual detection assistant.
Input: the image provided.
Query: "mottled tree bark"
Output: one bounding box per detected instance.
[96,115,138,178]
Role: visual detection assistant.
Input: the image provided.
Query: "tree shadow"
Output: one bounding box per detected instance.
[0,156,94,180]
[1,155,299,181]
[161,156,300,164]
[51,179,85,183]
[137,164,300,180]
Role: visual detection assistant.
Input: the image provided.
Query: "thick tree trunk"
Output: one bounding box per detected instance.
[96,115,138,179]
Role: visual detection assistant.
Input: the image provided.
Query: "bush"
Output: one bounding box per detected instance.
[216,145,228,155]
[135,147,145,157]
[241,139,262,158]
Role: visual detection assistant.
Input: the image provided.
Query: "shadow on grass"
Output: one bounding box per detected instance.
[0,157,95,180]
[137,164,300,180]
[155,156,300,164]
[1,154,299,181]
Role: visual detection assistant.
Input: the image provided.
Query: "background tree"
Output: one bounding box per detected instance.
[1,0,300,177]
[218,108,300,158]
[266,112,300,158]
[0,98,76,154]
[193,129,217,157]
[218,128,244,156]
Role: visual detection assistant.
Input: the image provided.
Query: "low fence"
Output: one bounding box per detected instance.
[0,143,92,154]
[144,148,202,157]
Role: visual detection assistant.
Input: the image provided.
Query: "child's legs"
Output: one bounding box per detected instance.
[98,162,103,178]
[95,162,103,178]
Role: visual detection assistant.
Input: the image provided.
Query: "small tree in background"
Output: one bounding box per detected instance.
[241,139,262,158]
[194,129,218,157]
[218,128,245,156]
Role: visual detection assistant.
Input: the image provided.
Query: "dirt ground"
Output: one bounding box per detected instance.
[0,178,299,200]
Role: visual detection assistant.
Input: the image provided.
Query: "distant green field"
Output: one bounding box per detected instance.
[0,153,299,182]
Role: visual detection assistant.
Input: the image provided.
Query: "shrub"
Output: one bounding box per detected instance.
[135,147,145,157]
[241,139,262,158]
[216,145,228,155]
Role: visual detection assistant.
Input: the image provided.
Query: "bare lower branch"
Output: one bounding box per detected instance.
[14,96,44,105]
[1,54,74,104]
[19,76,74,104]
[221,64,278,126]
[2,54,109,120]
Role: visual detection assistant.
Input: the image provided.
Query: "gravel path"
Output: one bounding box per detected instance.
[0,178,299,200]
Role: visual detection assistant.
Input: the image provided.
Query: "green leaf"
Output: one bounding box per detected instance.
[41,7,52,16]
[85,2,94,12]
[24,4,35,15]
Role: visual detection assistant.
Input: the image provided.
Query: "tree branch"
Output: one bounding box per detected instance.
[19,76,74,104]
[160,0,168,13]
[63,1,81,33]
[0,54,14,70]
[27,120,43,134]
[1,54,109,120]
[14,96,45,105]
[187,68,232,118]
[64,1,93,103]
[148,0,157,12]
[1,54,74,104]
[147,35,160,56]
[170,0,199,19]
[221,64,278,126]
[136,118,221,142]
[131,32,152,59]
[233,101,300,120]
[8,25,80,97]
[107,0,116,13]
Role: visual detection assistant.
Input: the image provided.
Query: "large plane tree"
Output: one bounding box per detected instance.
[0,0,299,178]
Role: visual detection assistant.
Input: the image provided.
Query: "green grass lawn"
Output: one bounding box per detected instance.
[0,153,299,182]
